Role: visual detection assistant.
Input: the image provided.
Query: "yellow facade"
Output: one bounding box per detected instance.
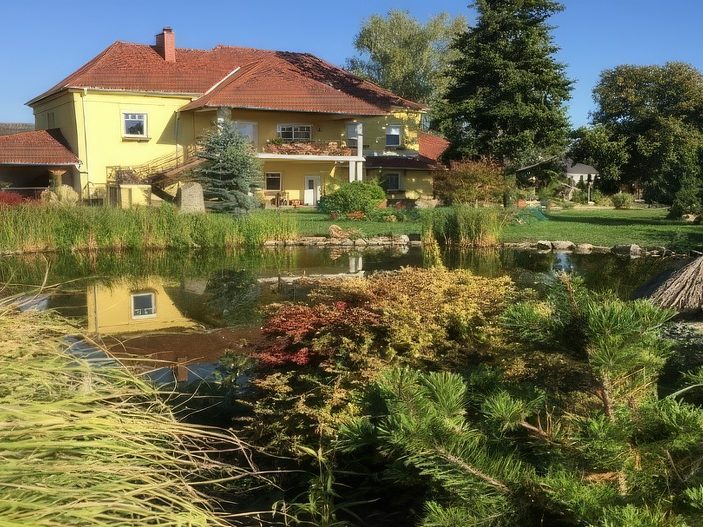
[32,88,428,201]
[86,278,197,335]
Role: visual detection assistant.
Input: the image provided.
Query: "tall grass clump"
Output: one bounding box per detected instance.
[0,204,299,253]
[422,206,504,247]
[0,295,260,526]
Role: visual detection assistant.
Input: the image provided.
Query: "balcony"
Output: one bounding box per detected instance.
[261,140,354,157]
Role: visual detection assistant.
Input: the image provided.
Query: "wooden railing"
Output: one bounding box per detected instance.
[106,144,198,184]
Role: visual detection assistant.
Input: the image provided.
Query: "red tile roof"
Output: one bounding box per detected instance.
[0,129,79,166]
[419,132,450,161]
[29,42,424,116]
[366,133,450,171]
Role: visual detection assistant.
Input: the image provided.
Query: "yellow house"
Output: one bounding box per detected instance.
[17,27,448,206]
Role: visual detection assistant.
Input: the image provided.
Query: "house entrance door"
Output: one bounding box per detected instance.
[304,176,321,206]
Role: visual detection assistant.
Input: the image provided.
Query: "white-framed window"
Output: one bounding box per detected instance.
[265,172,282,191]
[386,124,401,147]
[234,121,258,145]
[131,292,156,319]
[346,122,360,147]
[382,173,401,191]
[47,112,55,129]
[277,124,312,142]
[123,113,148,138]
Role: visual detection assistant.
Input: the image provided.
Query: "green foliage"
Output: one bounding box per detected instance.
[589,62,703,204]
[318,181,386,214]
[611,192,635,209]
[438,0,572,168]
[0,204,297,252]
[194,121,263,213]
[338,277,699,526]
[346,10,466,105]
[670,175,702,217]
[422,206,504,247]
[570,125,630,186]
[433,159,510,205]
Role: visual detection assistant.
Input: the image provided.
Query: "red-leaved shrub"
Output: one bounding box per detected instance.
[0,191,26,206]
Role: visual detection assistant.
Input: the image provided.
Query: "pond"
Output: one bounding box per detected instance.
[1,247,685,385]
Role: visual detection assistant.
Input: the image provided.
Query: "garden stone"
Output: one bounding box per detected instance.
[536,240,552,250]
[612,244,642,257]
[394,234,410,245]
[340,238,355,246]
[410,240,423,247]
[354,238,368,247]
[574,243,594,254]
[176,182,205,214]
[551,240,575,251]
[263,240,283,247]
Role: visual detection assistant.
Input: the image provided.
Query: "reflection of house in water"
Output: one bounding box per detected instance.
[87,278,198,335]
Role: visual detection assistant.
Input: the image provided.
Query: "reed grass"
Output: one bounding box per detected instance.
[421,206,504,247]
[0,204,298,253]
[0,295,260,526]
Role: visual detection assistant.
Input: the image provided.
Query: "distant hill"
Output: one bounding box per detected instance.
[0,123,34,136]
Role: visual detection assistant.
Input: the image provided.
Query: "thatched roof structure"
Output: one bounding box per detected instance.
[649,256,703,312]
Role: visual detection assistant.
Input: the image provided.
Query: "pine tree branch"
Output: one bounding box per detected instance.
[433,444,511,494]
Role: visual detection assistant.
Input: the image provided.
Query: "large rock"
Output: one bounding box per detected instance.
[612,244,642,257]
[574,243,594,254]
[328,224,347,239]
[176,182,205,213]
[536,240,552,251]
[551,240,576,251]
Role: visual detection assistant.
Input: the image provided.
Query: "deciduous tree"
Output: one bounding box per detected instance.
[346,10,466,106]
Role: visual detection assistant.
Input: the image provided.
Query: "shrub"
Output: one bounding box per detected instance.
[571,189,588,204]
[611,192,635,209]
[433,159,510,205]
[247,268,514,446]
[669,176,702,218]
[318,181,386,214]
[0,191,26,206]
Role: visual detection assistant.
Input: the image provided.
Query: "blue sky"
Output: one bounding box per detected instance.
[1,0,701,126]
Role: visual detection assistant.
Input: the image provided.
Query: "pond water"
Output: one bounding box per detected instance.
[2,247,685,385]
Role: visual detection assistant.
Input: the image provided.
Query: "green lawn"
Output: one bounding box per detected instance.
[283,207,702,249]
[503,207,703,248]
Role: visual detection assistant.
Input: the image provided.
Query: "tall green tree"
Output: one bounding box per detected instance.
[439,0,572,169]
[194,122,263,214]
[346,10,466,106]
[578,62,703,206]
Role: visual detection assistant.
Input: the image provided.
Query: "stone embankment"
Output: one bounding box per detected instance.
[503,240,682,258]
[264,234,422,248]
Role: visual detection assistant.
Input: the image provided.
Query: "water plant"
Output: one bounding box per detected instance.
[422,205,504,247]
[0,294,261,526]
[0,204,298,252]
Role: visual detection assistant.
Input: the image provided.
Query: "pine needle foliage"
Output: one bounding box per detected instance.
[339,277,703,526]
[194,122,263,214]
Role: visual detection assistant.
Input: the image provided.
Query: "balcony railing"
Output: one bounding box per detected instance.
[261,141,354,156]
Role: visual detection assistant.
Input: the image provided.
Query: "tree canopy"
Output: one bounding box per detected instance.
[438,0,572,169]
[346,10,466,106]
[194,122,263,214]
[572,62,703,206]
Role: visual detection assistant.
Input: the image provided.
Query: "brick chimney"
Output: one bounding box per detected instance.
[155,27,176,62]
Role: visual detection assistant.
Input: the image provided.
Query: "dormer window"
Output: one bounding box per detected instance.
[277,124,312,142]
[123,113,148,138]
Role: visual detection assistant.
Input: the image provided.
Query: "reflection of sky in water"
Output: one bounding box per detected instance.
[6,247,684,386]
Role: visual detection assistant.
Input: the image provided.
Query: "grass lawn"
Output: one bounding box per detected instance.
[503,207,703,248]
[283,207,702,249]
